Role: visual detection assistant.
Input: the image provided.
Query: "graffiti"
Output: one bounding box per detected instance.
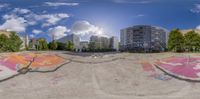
[154,56,200,81]
[0,52,65,81]
[140,61,172,81]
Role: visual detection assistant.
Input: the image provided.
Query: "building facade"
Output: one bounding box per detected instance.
[120,25,168,52]
[57,34,80,51]
[20,34,29,50]
[29,38,37,50]
[90,35,110,49]
[80,41,89,51]
[110,36,119,51]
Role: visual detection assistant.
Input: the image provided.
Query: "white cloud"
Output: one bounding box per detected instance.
[32,29,42,34]
[0,3,9,9]
[71,21,106,37]
[28,21,37,25]
[32,13,70,27]
[3,14,16,20]
[0,8,34,32]
[113,0,153,4]
[48,26,70,40]
[44,2,79,7]
[0,14,27,32]
[9,7,70,27]
[191,4,200,13]
[9,8,36,26]
[13,8,31,14]
[0,6,71,33]
[197,25,200,30]
[71,21,108,41]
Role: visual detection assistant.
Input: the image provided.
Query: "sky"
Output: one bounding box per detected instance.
[0,0,199,41]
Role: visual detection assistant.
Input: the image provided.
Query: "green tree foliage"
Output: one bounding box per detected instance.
[168,29,185,52]
[0,34,9,52]
[88,42,95,51]
[56,42,66,50]
[184,31,200,52]
[66,41,74,51]
[48,40,58,50]
[0,32,23,52]
[8,32,23,52]
[95,42,101,50]
[37,38,48,50]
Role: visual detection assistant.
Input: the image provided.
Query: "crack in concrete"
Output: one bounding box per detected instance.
[0,54,71,82]
[17,55,37,74]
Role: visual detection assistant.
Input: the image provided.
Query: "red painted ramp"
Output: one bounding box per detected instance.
[155,56,200,81]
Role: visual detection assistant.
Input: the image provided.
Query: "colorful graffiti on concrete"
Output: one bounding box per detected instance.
[0,52,65,81]
[140,61,172,81]
[154,56,200,81]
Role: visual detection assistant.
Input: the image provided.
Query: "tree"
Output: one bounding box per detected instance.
[49,40,58,50]
[66,41,74,51]
[56,42,66,50]
[0,31,22,52]
[168,29,185,52]
[0,34,9,52]
[88,42,95,51]
[184,31,200,52]
[95,42,101,50]
[7,32,23,52]
[37,38,48,50]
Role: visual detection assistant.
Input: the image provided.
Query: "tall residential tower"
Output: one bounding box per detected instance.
[120,25,168,52]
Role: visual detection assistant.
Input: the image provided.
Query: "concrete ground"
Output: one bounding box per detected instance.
[0,51,200,99]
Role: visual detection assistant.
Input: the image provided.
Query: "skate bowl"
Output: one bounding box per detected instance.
[154,56,200,81]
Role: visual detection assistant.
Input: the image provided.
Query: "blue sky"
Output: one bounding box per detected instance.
[0,0,199,41]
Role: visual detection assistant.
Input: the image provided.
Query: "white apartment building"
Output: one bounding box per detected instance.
[57,34,80,51]
[120,25,168,52]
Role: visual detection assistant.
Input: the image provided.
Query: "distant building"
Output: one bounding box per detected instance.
[57,34,80,51]
[120,25,168,52]
[80,41,89,51]
[20,34,29,50]
[90,35,110,49]
[29,38,37,50]
[110,36,119,51]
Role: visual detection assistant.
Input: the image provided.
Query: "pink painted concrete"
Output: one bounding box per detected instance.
[155,57,200,79]
[141,61,155,72]
[0,52,65,81]
[140,61,171,81]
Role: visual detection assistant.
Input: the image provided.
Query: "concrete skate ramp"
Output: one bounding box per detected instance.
[0,53,197,99]
[0,52,66,81]
[155,56,200,81]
